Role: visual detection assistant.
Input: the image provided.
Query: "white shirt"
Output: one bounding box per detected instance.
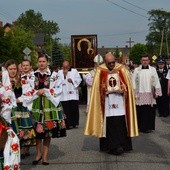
[166,69,170,80]
[58,68,82,101]
[0,68,17,123]
[24,68,63,109]
[105,93,125,117]
[132,65,162,105]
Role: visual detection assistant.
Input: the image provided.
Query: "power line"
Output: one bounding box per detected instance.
[121,0,148,12]
[59,30,148,40]
[0,7,15,21]
[100,30,147,37]
[0,12,11,21]
[105,0,148,19]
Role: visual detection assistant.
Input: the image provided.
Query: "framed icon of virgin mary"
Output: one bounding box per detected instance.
[71,34,98,71]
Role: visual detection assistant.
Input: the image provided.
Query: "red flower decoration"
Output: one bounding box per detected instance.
[112,104,116,108]
[25,92,31,96]
[36,123,44,133]
[21,79,27,84]
[45,121,55,130]
[19,130,24,138]
[30,89,35,95]
[4,165,10,170]
[50,89,54,94]
[14,164,19,170]
[11,131,16,138]
[11,143,19,152]
[5,98,10,104]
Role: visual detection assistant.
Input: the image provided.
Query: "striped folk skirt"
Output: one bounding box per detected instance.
[32,96,66,139]
[11,103,36,147]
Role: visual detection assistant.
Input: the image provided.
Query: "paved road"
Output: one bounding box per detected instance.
[22,105,170,170]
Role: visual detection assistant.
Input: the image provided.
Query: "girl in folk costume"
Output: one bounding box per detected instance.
[0,66,20,170]
[31,54,66,165]
[19,59,35,158]
[4,60,36,156]
[0,112,7,170]
[0,66,16,124]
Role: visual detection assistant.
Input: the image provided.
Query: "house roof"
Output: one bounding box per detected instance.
[98,46,130,57]
[3,23,13,29]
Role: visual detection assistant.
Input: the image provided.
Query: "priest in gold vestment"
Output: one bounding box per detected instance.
[84,52,138,155]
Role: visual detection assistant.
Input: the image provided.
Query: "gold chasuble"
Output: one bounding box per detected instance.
[84,63,139,138]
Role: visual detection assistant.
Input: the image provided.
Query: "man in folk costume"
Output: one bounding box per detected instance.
[165,55,170,70]
[85,54,103,112]
[165,55,170,117]
[132,54,162,133]
[156,58,169,117]
[84,52,138,155]
[166,57,170,114]
[58,60,82,129]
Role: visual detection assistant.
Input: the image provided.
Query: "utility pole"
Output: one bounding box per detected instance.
[49,32,53,65]
[160,28,164,56]
[126,37,134,49]
[50,36,53,65]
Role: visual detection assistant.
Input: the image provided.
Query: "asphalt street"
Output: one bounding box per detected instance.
[22,105,170,170]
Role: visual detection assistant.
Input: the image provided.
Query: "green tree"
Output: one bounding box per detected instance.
[51,39,64,67]
[51,42,72,67]
[16,10,59,35]
[130,43,147,64]
[114,46,120,59]
[0,27,11,63]
[146,9,170,56]
[5,26,35,64]
[16,9,60,55]
[60,44,72,63]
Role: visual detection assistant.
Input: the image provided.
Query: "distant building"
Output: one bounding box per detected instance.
[97,45,131,64]
[0,20,45,61]
[0,21,16,33]
[98,45,130,56]
[0,21,44,48]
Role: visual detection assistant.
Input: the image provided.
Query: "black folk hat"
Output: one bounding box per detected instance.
[157,56,165,64]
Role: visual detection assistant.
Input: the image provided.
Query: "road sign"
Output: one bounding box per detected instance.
[24,55,31,61]
[23,47,31,55]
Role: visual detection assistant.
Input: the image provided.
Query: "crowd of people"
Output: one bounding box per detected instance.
[84,52,169,155]
[0,53,82,169]
[0,52,169,169]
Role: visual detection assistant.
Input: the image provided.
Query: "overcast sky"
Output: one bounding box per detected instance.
[0,0,170,48]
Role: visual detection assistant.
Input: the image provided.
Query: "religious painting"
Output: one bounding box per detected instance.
[71,34,98,70]
[107,72,121,92]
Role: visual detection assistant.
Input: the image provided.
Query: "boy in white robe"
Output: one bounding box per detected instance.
[132,54,162,133]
